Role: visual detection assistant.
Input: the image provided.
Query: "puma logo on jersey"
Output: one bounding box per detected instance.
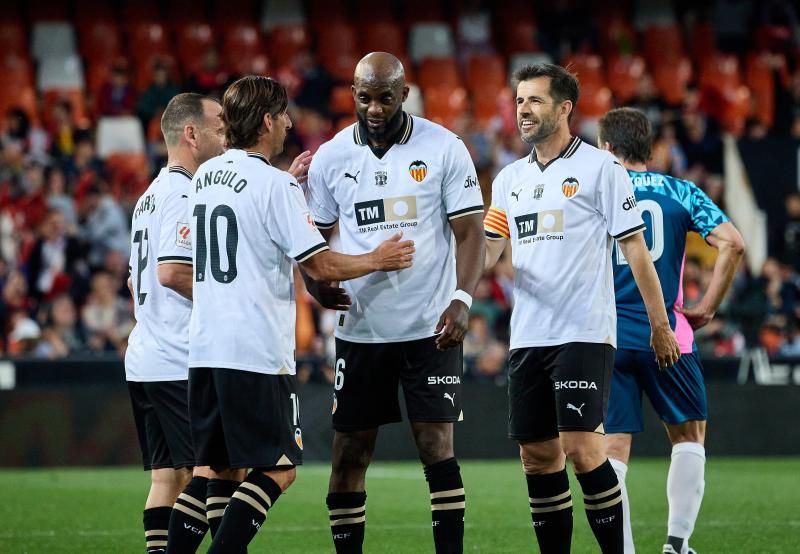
[567,403,585,417]
[511,189,521,201]
[289,182,300,189]
[444,392,456,406]
[344,171,360,183]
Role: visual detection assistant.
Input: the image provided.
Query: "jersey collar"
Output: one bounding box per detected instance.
[528,135,582,171]
[168,165,194,179]
[245,151,273,166]
[353,111,414,148]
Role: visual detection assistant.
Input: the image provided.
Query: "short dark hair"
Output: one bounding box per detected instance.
[221,75,288,150]
[598,108,652,164]
[513,63,579,119]
[160,93,211,146]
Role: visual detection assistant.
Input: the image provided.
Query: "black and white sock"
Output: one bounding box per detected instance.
[526,470,573,554]
[207,472,282,553]
[327,491,367,553]
[577,460,624,554]
[143,507,172,554]
[206,479,239,538]
[166,476,209,553]
[425,457,465,554]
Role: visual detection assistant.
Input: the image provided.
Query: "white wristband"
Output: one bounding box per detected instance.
[451,289,473,309]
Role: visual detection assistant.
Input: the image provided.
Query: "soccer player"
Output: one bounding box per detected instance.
[598,107,745,554]
[483,64,681,554]
[187,75,415,554]
[126,93,224,554]
[305,52,485,554]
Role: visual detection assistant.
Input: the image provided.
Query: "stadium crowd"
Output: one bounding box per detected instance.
[1,0,800,381]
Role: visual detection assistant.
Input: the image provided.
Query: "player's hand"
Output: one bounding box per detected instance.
[650,324,681,370]
[675,303,715,330]
[308,281,352,311]
[434,300,469,351]
[371,231,414,271]
[288,150,312,184]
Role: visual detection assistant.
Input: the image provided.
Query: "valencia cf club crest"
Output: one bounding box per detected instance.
[408,160,428,182]
[294,428,303,450]
[561,177,580,198]
[374,171,388,187]
[533,184,544,200]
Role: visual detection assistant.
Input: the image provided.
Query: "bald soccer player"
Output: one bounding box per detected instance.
[305,53,485,554]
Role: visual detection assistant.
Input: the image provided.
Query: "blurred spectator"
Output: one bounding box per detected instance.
[48,100,76,162]
[185,49,233,99]
[45,166,78,231]
[0,271,32,349]
[25,208,86,304]
[1,108,49,163]
[81,271,133,352]
[292,51,334,114]
[628,73,666,126]
[7,312,41,355]
[136,59,180,127]
[463,313,508,383]
[78,183,130,268]
[34,294,87,358]
[96,60,136,117]
[780,192,800,271]
[649,123,687,175]
[779,317,800,356]
[63,130,103,191]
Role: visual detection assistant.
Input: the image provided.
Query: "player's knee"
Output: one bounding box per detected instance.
[150,468,185,497]
[563,443,605,473]
[332,438,372,476]
[519,442,564,474]
[668,420,706,445]
[260,467,296,491]
[414,430,453,465]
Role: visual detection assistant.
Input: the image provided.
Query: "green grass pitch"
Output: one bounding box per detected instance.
[0,458,797,553]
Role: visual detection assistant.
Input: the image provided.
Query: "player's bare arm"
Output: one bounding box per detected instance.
[676,221,745,330]
[288,150,313,184]
[618,232,681,368]
[484,235,506,271]
[299,226,352,310]
[301,231,414,282]
[158,263,193,301]
[436,213,485,350]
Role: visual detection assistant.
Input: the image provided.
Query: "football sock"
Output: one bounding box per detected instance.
[424,457,465,554]
[667,442,705,553]
[526,469,573,554]
[143,507,172,554]
[327,491,367,554]
[206,479,239,538]
[577,460,624,553]
[166,476,208,553]
[207,472,282,553]
[609,458,635,553]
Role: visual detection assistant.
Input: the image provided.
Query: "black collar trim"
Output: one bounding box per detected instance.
[168,165,193,179]
[246,151,272,166]
[353,112,413,147]
[528,136,582,170]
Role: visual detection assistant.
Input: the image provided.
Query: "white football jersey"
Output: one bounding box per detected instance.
[484,137,645,349]
[125,166,194,382]
[307,114,484,343]
[188,149,329,375]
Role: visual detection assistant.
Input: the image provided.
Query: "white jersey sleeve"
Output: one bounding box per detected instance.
[597,157,645,239]
[307,160,339,229]
[442,137,484,220]
[267,174,330,262]
[157,186,193,266]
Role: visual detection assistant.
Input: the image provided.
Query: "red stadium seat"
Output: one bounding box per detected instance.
[361,21,405,55]
[746,52,789,128]
[575,83,612,118]
[176,23,217,76]
[0,54,34,89]
[307,0,350,27]
[105,152,151,201]
[562,54,605,88]
[78,20,122,66]
[606,54,646,104]
[699,53,742,95]
[86,61,112,97]
[267,25,310,67]
[134,54,179,94]
[472,85,507,126]
[418,57,461,90]
[221,22,264,57]
[691,23,716,68]
[330,85,355,116]
[500,19,538,56]
[227,53,270,76]
[597,15,636,59]
[335,116,357,133]
[424,85,469,129]
[323,53,360,83]
[317,21,359,70]
[643,24,684,66]
[466,54,506,92]
[0,85,38,125]
[493,0,535,29]
[127,22,171,63]
[652,56,692,105]
[0,22,26,56]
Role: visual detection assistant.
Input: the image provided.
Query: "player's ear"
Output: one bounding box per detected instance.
[184,123,197,148]
[263,112,273,133]
[401,85,410,103]
[562,100,573,121]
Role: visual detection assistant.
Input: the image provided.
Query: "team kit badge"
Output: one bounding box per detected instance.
[408,160,427,183]
[561,177,580,198]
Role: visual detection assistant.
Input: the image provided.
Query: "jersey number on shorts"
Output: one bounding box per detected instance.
[614,199,664,265]
[132,228,149,305]
[193,204,239,284]
[334,358,345,391]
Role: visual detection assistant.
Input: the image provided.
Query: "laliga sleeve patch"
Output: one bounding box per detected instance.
[176,222,191,249]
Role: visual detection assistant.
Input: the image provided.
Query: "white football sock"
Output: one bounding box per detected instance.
[610,457,635,553]
[667,442,705,552]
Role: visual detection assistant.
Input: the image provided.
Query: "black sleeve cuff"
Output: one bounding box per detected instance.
[157,256,193,265]
[447,205,484,219]
[613,223,646,240]
[295,242,330,262]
